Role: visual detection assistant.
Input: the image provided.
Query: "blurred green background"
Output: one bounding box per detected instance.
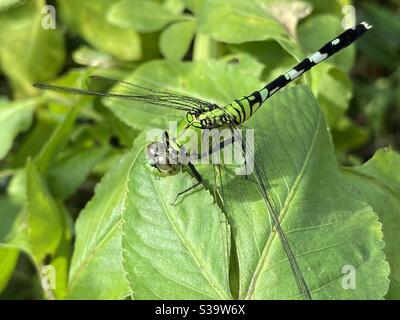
[0,0,399,299]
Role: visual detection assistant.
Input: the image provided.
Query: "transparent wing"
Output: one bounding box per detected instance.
[215,123,311,299]
[34,75,215,112]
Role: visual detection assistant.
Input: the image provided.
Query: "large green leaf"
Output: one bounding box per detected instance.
[58,0,141,61]
[0,98,36,161]
[104,59,389,299]
[67,153,132,299]
[122,141,232,300]
[0,0,65,95]
[342,148,400,299]
[224,86,389,299]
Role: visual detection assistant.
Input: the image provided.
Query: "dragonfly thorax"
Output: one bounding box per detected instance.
[186,105,233,129]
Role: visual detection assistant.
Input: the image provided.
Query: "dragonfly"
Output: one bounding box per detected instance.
[34,22,372,299]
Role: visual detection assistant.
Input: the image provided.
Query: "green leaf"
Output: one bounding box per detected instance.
[342,148,400,299]
[228,40,296,81]
[49,204,72,300]
[0,98,36,161]
[35,104,81,174]
[0,247,19,294]
[358,3,400,68]
[58,0,141,61]
[160,20,196,60]
[331,116,369,152]
[10,112,58,168]
[26,160,63,262]
[108,0,178,32]
[67,153,132,299]
[224,86,389,299]
[0,0,65,95]
[197,0,302,59]
[310,64,353,126]
[72,46,117,68]
[122,143,232,299]
[48,145,109,199]
[0,195,21,244]
[298,14,355,72]
[0,0,24,11]
[259,0,312,38]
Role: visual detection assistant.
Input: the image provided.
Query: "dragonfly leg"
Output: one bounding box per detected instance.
[171,162,203,205]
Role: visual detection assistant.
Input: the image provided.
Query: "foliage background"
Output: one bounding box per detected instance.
[0,0,399,299]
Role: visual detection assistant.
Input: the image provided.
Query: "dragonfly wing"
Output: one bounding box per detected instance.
[86,75,215,111]
[34,76,216,112]
[217,122,311,299]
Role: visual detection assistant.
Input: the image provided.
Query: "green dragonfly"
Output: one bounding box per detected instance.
[34,22,372,299]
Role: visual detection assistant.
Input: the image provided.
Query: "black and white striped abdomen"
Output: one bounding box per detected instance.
[248,22,372,107]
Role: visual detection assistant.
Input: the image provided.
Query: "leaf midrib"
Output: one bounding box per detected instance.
[152,174,232,300]
[244,111,322,300]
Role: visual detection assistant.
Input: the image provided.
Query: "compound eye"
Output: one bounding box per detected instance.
[157,163,174,173]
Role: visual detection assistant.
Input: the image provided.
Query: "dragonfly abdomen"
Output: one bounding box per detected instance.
[224,21,373,124]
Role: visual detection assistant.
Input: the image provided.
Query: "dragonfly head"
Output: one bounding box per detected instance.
[146,141,180,176]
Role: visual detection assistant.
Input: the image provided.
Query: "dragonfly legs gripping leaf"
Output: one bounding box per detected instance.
[171,162,203,206]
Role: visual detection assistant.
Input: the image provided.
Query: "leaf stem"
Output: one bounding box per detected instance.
[193,33,218,61]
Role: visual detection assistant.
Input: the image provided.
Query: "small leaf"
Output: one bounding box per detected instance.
[0,247,19,294]
[72,46,117,68]
[331,116,369,152]
[58,0,141,61]
[0,98,36,161]
[26,160,63,262]
[264,0,312,38]
[310,63,353,126]
[108,0,178,32]
[160,20,196,60]
[35,104,81,174]
[0,0,65,95]
[48,145,109,199]
[197,0,302,59]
